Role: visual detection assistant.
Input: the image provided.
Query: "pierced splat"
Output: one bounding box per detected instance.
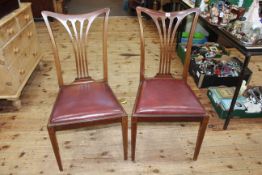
[42,9,109,87]
[136,7,200,80]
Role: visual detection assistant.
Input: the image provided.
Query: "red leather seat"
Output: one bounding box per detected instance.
[51,82,125,124]
[134,78,205,116]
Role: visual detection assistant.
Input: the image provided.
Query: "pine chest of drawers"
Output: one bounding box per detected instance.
[0,3,41,108]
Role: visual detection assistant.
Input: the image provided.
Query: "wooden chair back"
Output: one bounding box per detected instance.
[136,7,200,81]
[42,9,110,87]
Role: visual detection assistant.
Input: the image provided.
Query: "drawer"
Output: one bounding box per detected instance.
[0,65,20,96]
[7,55,27,84]
[0,50,39,95]
[17,6,33,28]
[20,22,38,45]
[2,33,24,66]
[0,18,19,47]
[16,39,39,83]
[20,39,39,73]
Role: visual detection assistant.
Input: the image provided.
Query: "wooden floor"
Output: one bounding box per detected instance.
[1,17,262,175]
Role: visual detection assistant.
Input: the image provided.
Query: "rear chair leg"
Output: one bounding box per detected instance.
[48,126,63,171]
[121,116,128,160]
[193,116,209,160]
[131,117,137,161]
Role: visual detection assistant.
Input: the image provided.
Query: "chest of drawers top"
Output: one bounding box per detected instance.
[0,3,33,48]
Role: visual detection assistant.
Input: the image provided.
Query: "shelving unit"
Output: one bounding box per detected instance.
[180,0,262,129]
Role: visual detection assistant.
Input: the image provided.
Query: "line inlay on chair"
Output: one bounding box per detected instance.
[42,9,128,171]
[131,6,209,161]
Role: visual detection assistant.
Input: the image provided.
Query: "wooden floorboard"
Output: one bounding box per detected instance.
[0,17,262,174]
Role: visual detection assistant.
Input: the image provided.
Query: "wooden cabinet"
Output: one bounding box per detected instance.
[0,3,41,107]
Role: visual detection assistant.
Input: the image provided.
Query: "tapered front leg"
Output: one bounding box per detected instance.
[48,126,63,171]
[193,116,209,160]
[121,116,128,160]
[131,117,137,161]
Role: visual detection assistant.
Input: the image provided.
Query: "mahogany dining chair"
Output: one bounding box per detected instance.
[131,6,209,161]
[42,8,128,171]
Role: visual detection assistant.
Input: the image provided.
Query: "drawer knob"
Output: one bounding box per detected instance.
[24,14,30,21]
[7,28,14,35]
[20,69,25,75]
[6,82,12,86]
[27,31,32,38]
[33,52,37,57]
[13,47,20,54]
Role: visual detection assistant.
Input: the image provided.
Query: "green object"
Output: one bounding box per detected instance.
[242,0,253,9]
[182,32,205,39]
[194,32,205,39]
[207,89,262,119]
[182,32,189,38]
[177,43,187,64]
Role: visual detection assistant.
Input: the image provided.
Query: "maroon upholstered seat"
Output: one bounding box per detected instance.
[131,7,209,162]
[134,78,205,116]
[42,9,128,171]
[51,82,125,124]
